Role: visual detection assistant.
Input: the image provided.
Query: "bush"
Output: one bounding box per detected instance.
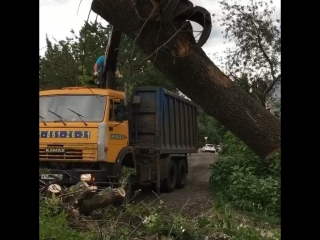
[210,132,281,218]
[39,194,190,240]
[40,195,96,240]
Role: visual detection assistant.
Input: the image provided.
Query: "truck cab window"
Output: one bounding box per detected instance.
[109,100,120,121]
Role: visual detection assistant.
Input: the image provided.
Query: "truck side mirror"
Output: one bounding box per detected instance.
[119,99,129,113]
[121,112,129,121]
[115,110,129,122]
[119,99,125,106]
[115,99,129,122]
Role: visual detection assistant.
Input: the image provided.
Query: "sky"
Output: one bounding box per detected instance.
[40,0,280,57]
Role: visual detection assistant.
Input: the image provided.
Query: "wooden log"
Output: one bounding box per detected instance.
[62,181,90,204]
[46,184,62,198]
[79,187,126,216]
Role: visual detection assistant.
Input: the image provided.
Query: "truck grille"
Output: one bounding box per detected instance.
[39,146,83,160]
[39,144,97,161]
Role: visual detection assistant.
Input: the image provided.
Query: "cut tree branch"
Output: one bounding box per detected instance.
[91,0,281,159]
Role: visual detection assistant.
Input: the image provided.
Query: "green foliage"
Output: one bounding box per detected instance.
[40,37,80,89]
[210,132,281,218]
[194,204,280,239]
[40,193,279,240]
[198,108,227,146]
[272,100,281,118]
[40,197,95,240]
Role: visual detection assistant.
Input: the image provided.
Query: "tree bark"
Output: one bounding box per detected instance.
[91,0,281,159]
[45,182,125,216]
[79,187,126,216]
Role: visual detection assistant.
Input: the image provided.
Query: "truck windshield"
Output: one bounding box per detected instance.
[39,95,106,122]
[206,144,214,147]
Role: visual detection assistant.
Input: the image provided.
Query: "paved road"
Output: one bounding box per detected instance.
[133,152,218,217]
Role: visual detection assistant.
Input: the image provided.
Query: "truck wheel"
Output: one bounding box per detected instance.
[161,159,177,193]
[176,159,187,189]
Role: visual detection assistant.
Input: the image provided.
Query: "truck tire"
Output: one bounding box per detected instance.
[176,159,187,189]
[161,159,177,193]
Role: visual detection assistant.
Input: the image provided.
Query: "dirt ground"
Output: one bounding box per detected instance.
[132,152,218,218]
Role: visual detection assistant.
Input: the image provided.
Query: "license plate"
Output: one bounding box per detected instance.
[40,174,62,180]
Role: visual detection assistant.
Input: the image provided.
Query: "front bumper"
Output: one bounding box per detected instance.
[39,169,109,186]
[205,149,216,152]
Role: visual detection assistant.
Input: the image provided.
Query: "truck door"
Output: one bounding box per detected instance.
[106,99,128,163]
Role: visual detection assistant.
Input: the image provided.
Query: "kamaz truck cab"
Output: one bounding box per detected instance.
[39,87,130,185]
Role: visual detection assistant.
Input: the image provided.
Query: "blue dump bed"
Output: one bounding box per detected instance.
[129,87,198,154]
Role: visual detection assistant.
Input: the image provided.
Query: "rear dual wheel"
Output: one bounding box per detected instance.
[161,159,187,193]
[176,159,187,189]
[161,159,177,193]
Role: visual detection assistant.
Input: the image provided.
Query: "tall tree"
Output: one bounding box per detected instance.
[198,109,227,146]
[40,37,79,89]
[216,0,281,107]
[91,0,281,159]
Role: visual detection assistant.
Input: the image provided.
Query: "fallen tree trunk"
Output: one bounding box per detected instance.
[63,181,97,206]
[79,187,126,216]
[46,182,125,216]
[91,0,280,159]
[42,169,133,216]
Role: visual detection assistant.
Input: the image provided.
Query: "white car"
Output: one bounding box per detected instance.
[203,144,216,153]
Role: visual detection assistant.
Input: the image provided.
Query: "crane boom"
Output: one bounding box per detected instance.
[100,26,122,90]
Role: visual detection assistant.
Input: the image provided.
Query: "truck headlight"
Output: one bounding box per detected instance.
[80,174,91,181]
